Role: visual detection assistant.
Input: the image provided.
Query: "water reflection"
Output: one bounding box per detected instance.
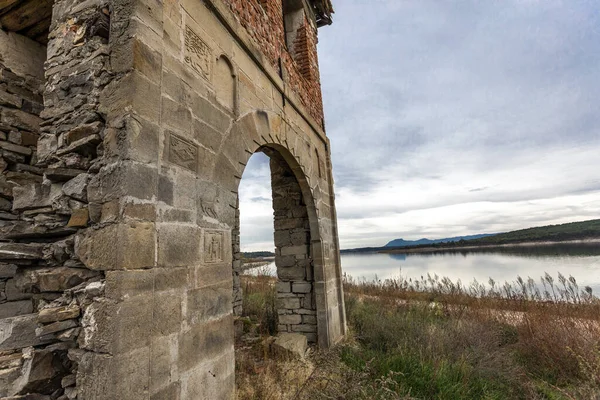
[341,244,600,294]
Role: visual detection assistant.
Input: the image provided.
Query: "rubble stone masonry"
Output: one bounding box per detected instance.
[0,0,345,399]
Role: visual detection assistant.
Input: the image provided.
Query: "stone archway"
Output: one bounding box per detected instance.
[216,110,343,348]
[0,0,345,397]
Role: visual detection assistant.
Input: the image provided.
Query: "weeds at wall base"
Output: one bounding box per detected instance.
[236,272,600,399]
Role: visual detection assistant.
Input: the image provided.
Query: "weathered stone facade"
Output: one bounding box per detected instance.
[0,0,344,399]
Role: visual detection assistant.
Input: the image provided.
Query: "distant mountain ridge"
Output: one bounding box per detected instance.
[385,234,497,248]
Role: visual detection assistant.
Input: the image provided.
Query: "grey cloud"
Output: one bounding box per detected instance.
[320,0,600,196]
[250,196,271,203]
[239,0,600,250]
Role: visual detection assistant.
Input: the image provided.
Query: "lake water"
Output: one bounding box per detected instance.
[341,244,600,294]
[247,244,600,295]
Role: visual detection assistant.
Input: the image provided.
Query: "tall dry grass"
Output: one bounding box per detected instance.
[236,272,600,399]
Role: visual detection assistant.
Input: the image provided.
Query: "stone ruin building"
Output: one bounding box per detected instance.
[0,0,345,398]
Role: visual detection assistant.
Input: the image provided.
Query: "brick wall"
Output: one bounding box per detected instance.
[221,0,325,126]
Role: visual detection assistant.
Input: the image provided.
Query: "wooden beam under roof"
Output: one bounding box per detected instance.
[0,0,52,44]
[0,0,20,11]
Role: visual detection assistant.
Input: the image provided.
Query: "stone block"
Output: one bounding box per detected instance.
[35,319,78,337]
[123,202,156,221]
[195,263,231,289]
[0,30,45,80]
[131,38,162,82]
[0,314,53,351]
[0,108,41,132]
[178,315,233,372]
[186,282,232,325]
[61,374,76,388]
[36,134,57,163]
[221,133,252,171]
[16,267,99,293]
[5,278,31,300]
[192,117,223,153]
[278,297,301,310]
[154,268,188,292]
[79,297,152,354]
[278,314,301,325]
[296,308,316,315]
[9,347,68,396]
[0,140,32,156]
[150,335,179,396]
[212,155,241,194]
[45,168,85,182]
[105,269,154,301]
[292,324,317,333]
[0,300,33,319]
[100,71,161,123]
[292,282,312,293]
[276,281,291,293]
[151,382,181,400]
[274,230,291,247]
[179,350,235,400]
[271,333,307,359]
[0,354,22,397]
[87,161,158,204]
[67,208,89,227]
[290,231,309,246]
[162,96,192,132]
[280,245,309,257]
[302,315,317,325]
[161,68,190,105]
[158,174,174,206]
[173,171,198,210]
[152,291,183,336]
[0,243,44,261]
[157,224,201,267]
[64,122,103,145]
[274,217,306,230]
[275,255,295,268]
[38,305,81,324]
[302,295,313,310]
[190,92,232,133]
[77,347,150,400]
[104,115,160,164]
[277,266,305,280]
[0,89,22,108]
[12,183,62,212]
[76,222,156,271]
[62,173,89,202]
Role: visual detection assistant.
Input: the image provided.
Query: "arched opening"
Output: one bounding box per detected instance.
[233,146,318,344]
[215,109,345,351]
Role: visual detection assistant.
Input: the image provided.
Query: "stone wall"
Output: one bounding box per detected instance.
[222,0,325,126]
[0,1,117,398]
[0,0,346,398]
[270,151,318,343]
[232,196,243,316]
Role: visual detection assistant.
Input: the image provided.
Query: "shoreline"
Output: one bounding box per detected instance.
[380,238,600,254]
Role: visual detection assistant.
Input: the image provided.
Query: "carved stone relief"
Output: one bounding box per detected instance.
[184,25,212,81]
[323,242,331,259]
[168,132,198,172]
[204,230,224,263]
[200,200,218,219]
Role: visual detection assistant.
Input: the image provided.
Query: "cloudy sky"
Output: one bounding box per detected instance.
[239,0,600,251]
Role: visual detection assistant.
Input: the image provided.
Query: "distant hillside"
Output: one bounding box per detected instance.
[343,219,600,254]
[241,251,275,259]
[385,234,496,248]
[467,219,600,246]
